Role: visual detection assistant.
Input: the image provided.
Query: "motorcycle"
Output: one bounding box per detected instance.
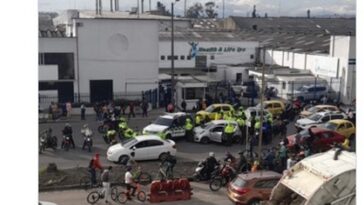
[62,135,71,151]
[209,162,236,191]
[192,160,219,182]
[82,135,93,152]
[39,135,57,154]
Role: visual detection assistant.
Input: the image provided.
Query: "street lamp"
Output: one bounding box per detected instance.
[171,0,179,106]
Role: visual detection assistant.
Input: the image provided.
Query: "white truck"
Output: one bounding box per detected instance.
[268,149,356,205]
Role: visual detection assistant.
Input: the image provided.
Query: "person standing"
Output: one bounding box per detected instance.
[185,118,194,142]
[66,101,72,119]
[89,153,103,186]
[142,100,148,117]
[81,103,86,120]
[128,101,135,119]
[279,142,288,172]
[223,121,235,146]
[181,100,187,112]
[101,166,112,203]
[236,116,246,145]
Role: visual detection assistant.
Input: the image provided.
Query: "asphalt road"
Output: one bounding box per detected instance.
[39,182,232,205]
[39,109,297,169]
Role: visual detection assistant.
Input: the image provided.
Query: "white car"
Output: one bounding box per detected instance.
[193,120,242,144]
[244,107,271,126]
[142,112,191,139]
[295,111,347,130]
[107,135,176,163]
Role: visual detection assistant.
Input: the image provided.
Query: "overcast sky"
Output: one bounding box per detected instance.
[38,0,356,17]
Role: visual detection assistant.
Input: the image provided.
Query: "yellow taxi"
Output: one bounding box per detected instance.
[257,100,285,117]
[300,104,340,118]
[196,104,235,121]
[322,119,355,139]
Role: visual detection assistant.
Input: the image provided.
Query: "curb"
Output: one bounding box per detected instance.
[39,182,124,192]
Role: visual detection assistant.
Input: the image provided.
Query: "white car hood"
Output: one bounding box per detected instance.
[143,124,168,133]
[193,126,205,134]
[107,143,124,153]
[297,118,316,126]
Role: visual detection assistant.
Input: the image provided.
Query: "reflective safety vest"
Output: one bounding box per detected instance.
[254,121,261,130]
[268,117,273,125]
[118,122,127,129]
[236,118,245,127]
[158,132,167,140]
[185,121,193,131]
[224,124,235,134]
[124,128,135,138]
[195,115,201,125]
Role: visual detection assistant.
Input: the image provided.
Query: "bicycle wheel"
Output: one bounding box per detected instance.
[137,191,147,202]
[209,178,222,192]
[137,172,152,186]
[86,191,100,204]
[117,192,128,204]
[110,186,119,201]
[80,176,91,190]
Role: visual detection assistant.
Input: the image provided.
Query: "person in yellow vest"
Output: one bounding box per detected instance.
[236,116,246,145]
[106,129,117,145]
[158,131,167,140]
[185,118,194,142]
[342,138,350,150]
[118,119,128,140]
[124,127,136,139]
[223,121,236,146]
[254,118,261,136]
[195,114,202,127]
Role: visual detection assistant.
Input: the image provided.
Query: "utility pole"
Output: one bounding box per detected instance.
[258,47,266,161]
[222,0,225,19]
[171,1,179,105]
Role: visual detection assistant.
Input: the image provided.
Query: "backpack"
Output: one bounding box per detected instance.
[88,159,94,169]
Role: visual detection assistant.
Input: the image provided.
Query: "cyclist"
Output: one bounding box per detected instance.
[161,151,177,178]
[125,166,136,200]
[101,166,112,203]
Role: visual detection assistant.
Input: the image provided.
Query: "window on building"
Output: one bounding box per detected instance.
[174,56,178,60]
[43,53,75,79]
[282,82,286,89]
[250,54,254,59]
[184,88,204,100]
[210,55,215,60]
[161,55,165,60]
[187,55,191,60]
[167,56,172,60]
[39,53,45,64]
[180,55,185,60]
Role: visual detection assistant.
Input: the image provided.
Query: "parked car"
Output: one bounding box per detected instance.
[227,171,282,205]
[299,104,340,118]
[286,127,345,153]
[106,135,176,163]
[244,107,271,125]
[287,84,328,102]
[142,112,191,139]
[256,100,285,117]
[196,104,235,121]
[193,120,242,144]
[320,119,355,139]
[295,111,347,131]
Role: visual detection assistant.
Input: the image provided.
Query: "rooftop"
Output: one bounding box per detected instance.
[78,10,189,21]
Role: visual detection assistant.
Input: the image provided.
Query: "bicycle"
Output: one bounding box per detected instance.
[117,182,147,204]
[86,184,120,204]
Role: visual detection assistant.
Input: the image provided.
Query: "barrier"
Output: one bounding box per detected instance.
[148,178,193,203]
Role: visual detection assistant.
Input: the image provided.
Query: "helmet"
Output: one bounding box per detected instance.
[209,152,215,157]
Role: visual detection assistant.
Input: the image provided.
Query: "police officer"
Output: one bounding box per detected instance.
[223,121,236,146]
[236,116,246,145]
[118,118,128,141]
[106,129,117,145]
[124,127,136,139]
[195,114,202,127]
[185,118,194,142]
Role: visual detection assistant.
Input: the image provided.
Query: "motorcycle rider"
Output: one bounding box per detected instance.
[224,151,236,164]
[206,152,219,180]
[237,151,249,173]
[223,121,236,146]
[62,123,75,149]
[81,124,93,150]
[185,118,194,142]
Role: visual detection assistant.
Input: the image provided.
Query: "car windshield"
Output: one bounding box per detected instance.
[121,138,137,147]
[232,177,247,188]
[308,113,322,121]
[323,122,338,130]
[205,105,215,112]
[201,122,213,129]
[154,117,173,126]
[307,107,318,112]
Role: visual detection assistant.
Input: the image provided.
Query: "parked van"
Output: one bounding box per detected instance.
[288,84,327,102]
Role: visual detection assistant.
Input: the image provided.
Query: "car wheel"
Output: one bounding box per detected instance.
[248,199,261,205]
[201,137,210,144]
[118,155,129,165]
[159,152,169,161]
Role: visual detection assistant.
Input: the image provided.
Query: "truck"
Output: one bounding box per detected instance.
[268,149,356,205]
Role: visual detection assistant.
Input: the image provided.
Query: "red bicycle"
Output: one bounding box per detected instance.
[117,182,146,204]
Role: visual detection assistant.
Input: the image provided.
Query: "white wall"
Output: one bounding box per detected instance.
[76,18,159,95]
[39,65,58,81]
[39,37,77,53]
[159,41,259,69]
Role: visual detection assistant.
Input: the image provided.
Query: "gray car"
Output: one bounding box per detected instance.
[193,120,242,144]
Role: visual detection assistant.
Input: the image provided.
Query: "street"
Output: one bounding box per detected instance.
[39,109,297,169]
[39,182,231,205]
